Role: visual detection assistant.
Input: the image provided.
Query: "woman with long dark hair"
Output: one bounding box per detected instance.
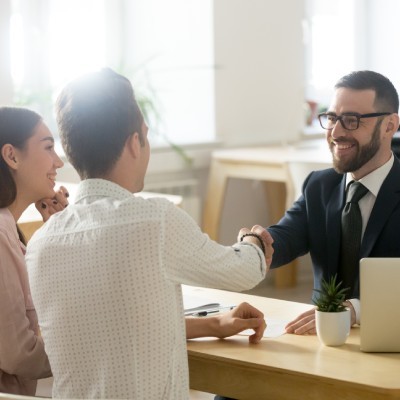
[0,106,68,395]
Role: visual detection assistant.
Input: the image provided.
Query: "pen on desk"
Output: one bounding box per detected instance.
[193,306,235,317]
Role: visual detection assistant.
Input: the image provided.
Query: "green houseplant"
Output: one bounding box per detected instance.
[313,275,351,346]
[313,274,348,312]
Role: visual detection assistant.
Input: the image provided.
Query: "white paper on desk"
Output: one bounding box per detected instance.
[239,318,290,338]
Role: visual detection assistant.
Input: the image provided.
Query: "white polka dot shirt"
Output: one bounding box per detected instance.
[26,179,266,399]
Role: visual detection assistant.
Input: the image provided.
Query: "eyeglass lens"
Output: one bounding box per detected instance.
[320,114,359,130]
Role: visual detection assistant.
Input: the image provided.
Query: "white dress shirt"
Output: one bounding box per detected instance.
[344,154,394,324]
[26,179,266,399]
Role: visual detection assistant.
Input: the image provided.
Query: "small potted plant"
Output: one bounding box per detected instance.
[313,274,351,346]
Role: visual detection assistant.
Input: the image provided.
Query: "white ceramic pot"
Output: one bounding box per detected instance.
[315,308,351,346]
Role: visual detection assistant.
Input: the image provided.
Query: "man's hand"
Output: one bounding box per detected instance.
[238,225,274,267]
[285,307,317,335]
[186,302,266,343]
[285,301,357,335]
[252,225,274,267]
[343,301,356,326]
[215,302,267,343]
[35,186,69,222]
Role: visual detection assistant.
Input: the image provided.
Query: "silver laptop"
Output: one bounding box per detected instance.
[360,258,400,352]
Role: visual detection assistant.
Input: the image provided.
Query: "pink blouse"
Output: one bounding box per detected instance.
[0,208,51,395]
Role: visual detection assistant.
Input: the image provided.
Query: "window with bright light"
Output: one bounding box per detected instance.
[9,0,215,146]
[304,0,360,110]
[48,1,107,89]
[10,0,109,135]
[127,0,215,145]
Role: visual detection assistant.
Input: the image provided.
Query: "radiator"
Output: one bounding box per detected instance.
[144,179,201,225]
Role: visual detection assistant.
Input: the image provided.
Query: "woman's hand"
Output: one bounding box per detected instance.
[35,186,69,222]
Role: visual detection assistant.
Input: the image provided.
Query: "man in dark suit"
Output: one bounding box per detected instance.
[268,70,400,335]
[216,69,400,400]
[215,69,400,400]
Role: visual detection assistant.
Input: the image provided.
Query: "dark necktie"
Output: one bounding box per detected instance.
[338,181,369,298]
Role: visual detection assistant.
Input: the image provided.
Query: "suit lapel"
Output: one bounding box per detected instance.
[326,175,346,274]
[361,159,400,257]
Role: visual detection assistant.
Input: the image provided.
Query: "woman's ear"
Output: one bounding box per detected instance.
[1,144,18,170]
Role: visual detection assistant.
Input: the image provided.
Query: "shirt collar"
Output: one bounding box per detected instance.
[345,153,394,197]
[74,179,134,204]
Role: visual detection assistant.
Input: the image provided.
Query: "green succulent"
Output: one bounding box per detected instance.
[313,274,349,312]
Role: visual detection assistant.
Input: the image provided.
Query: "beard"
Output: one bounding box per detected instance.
[329,119,383,174]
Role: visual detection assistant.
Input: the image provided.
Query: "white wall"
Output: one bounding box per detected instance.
[214,0,305,146]
[367,0,400,93]
[212,0,306,243]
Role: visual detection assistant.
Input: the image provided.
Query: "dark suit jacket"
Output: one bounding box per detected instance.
[268,157,400,299]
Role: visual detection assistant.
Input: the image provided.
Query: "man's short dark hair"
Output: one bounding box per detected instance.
[56,68,144,179]
[335,70,399,114]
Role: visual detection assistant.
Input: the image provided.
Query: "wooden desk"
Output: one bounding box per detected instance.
[185,286,400,400]
[202,141,331,288]
[18,182,182,241]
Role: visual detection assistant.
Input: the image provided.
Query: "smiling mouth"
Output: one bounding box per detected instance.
[334,143,355,150]
[47,175,56,182]
[329,137,356,150]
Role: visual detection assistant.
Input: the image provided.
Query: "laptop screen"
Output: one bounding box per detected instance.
[360,258,400,352]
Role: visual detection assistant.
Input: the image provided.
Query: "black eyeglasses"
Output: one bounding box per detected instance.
[318,112,391,131]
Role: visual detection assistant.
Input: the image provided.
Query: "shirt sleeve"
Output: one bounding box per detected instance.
[0,230,51,379]
[348,298,360,325]
[267,195,310,268]
[161,203,266,291]
[267,172,315,268]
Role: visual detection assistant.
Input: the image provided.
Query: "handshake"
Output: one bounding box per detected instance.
[238,224,274,267]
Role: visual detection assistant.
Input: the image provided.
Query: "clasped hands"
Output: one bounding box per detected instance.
[238,224,274,267]
[35,186,69,222]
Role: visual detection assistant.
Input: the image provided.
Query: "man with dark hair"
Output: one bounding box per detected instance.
[268,70,400,334]
[57,69,145,179]
[217,68,400,400]
[26,68,274,399]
